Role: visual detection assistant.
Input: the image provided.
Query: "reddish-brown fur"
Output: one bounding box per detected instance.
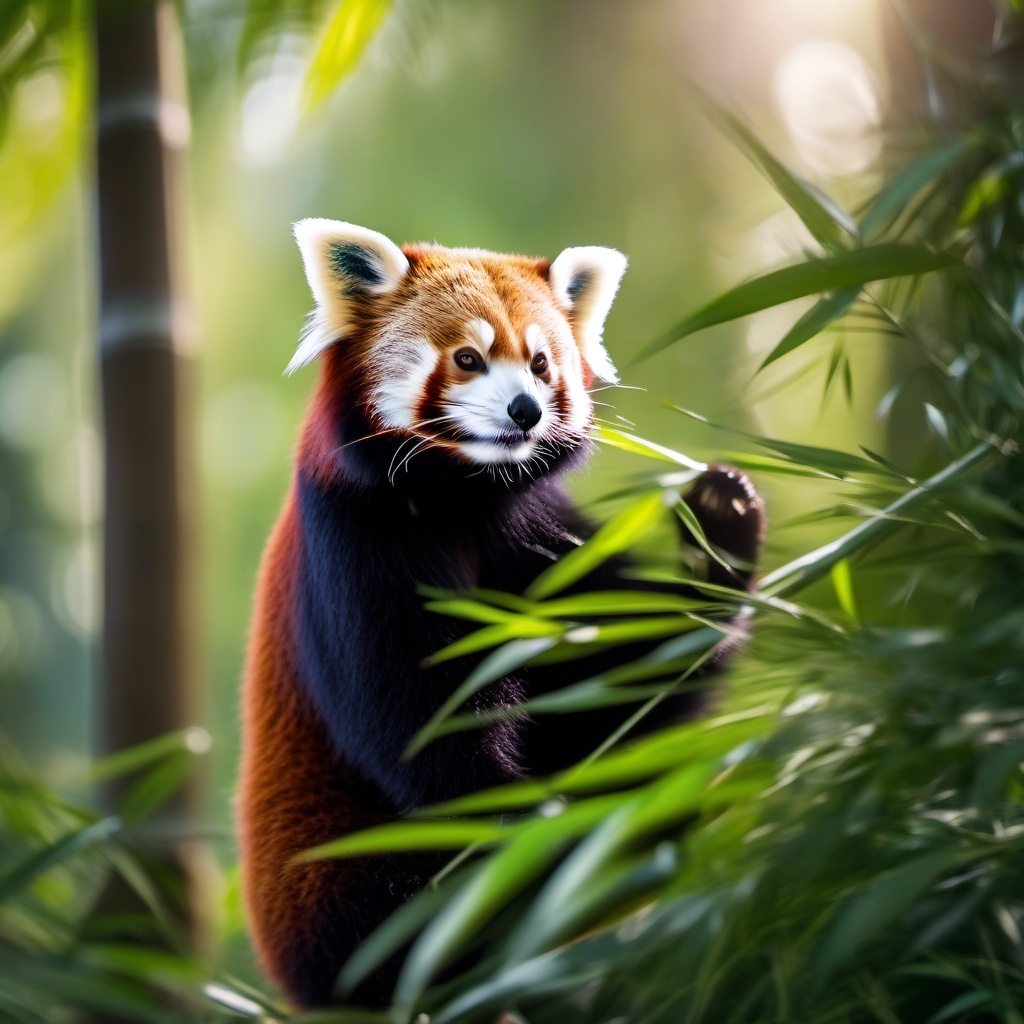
[238,492,365,995]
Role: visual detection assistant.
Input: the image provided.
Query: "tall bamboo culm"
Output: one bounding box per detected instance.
[93,0,203,962]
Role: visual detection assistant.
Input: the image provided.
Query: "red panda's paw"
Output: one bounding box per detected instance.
[680,467,766,590]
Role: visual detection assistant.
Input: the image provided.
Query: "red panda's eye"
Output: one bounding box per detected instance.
[531,352,549,375]
[454,348,483,373]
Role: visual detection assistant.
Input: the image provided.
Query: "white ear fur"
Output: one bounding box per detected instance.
[549,245,627,384]
[287,219,410,374]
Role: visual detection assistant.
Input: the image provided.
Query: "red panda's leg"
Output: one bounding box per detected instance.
[243,821,438,1007]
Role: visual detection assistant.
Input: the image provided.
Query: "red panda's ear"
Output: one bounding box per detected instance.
[287,219,410,374]
[549,246,627,385]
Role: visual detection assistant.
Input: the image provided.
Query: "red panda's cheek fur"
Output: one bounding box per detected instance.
[296,344,392,488]
[552,376,573,424]
[413,357,454,427]
[295,345,372,489]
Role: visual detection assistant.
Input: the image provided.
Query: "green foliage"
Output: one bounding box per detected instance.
[0,733,279,1023]
[639,244,957,363]
[302,0,394,112]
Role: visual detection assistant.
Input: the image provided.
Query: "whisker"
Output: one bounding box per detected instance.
[387,434,421,483]
[333,412,464,455]
[394,436,434,480]
[588,382,647,393]
[333,425,406,452]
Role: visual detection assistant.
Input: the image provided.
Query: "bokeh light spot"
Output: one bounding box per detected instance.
[774,40,881,177]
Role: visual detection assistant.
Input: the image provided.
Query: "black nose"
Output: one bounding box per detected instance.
[507,393,542,432]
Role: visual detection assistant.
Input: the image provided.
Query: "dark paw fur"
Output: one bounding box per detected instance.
[680,467,766,589]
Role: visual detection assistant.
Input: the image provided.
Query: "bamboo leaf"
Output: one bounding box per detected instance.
[641,245,958,360]
[421,599,533,626]
[811,846,961,991]
[406,636,557,759]
[679,577,845,632]
[563,615,697,646]
[499,849,676,985]
[202,979,283,1019]
[79,944,204,987]
[924,990,996,1024]
[759,442,994,598]
[717,451,843,479]
[418,779,560,818]
[758,287,861,370]
[424,714,764,817]
[302,0,393,113]
[713,105,858,250]
[829,559,858,619]
[336,871,467,997]
[525,491,669,601]
[423,620,562,667]
[432,945,606,1024]
[858,446,915,481]
[594,424,707,470]
[392,795,628,1015]
[547,843,676,931]
[117,752,194,825]
[958,153,1024,225]
[294,819,509,863]
[859,140,973,238]
[501,763,715,963]
[423,683,678,745]
[676,498,734,572]
[754,437,890,479]
[533,591,703,618]
[85,729,209,784]
[665,404,892,479]
[0,817,120,903]
[526,681,681,714]
[418,585,535,615]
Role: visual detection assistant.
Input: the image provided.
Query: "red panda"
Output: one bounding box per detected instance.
[237,221,765,1008]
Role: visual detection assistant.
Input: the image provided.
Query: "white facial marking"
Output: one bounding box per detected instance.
[371,338,437,429]
[460,439,536,464]
[466,318,495,353]
[525,324,544,355]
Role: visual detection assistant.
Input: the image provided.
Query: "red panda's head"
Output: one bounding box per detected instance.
[290,220,626,483]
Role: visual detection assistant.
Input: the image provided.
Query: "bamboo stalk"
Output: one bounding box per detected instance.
[93,0,203,958]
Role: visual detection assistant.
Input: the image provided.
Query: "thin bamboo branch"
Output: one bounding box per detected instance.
[759,441,994,598]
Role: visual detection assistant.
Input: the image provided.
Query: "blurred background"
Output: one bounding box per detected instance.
[1,0,898,985]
